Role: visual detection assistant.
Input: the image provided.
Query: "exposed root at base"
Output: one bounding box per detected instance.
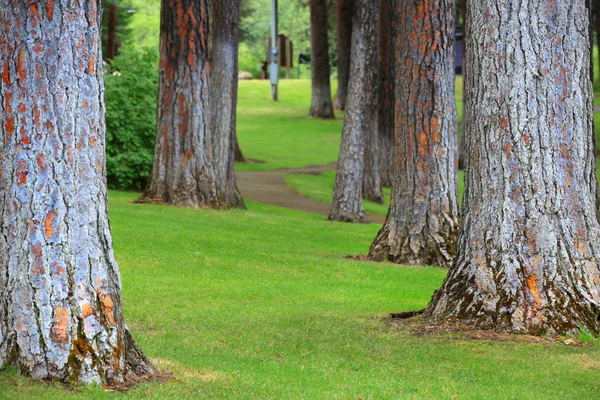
[387,315,590,347]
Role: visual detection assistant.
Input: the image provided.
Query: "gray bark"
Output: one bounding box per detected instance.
[309,0,336,119]
[333,0,353,111]
[368,0,459,267]
[378,0,395,187]
[210,0,245,209]
[329,0,380,223]
[140,0,228,209]
[0,0,155,384]
[426,0,600,336]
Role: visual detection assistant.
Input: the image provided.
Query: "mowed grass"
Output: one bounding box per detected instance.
[2,79,600,398]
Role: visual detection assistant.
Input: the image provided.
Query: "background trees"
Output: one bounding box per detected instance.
[309,0,336,119]
[333,0,353,111]
[368,0,459,267]
[0,0,154,384]
[210,0,246,209]
[427,0,600,336]
[329,0,380,222]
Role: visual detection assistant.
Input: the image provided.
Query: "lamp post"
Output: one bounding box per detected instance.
[270,0,279,100]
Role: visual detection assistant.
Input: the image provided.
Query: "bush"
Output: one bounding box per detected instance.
[105,46,158,191]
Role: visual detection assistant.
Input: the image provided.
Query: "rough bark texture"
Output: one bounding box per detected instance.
[0,1,155,384]
[378,0,395,188]
[209,0,245,209]
[426,0,600,336]
[363,122,384,204]
[457,0,466,170]
[140,0,227,209]
[329,0,380,223]
[309,0,335,119]
[368,0,459,267]
[333,0,353,111]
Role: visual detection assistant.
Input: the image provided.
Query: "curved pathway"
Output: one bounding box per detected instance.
[236,163,386,224]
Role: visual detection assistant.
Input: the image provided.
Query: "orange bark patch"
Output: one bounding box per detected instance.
[44,211,57,238]
[17,48,27,81]
[46,0,54,20]
[2,63,10,86]
[100,293,115,325]
[88,55,95,74]
[527,271,543,311]
[54,306,69,344]
[5,117,15,136]
[89,136,96,146]
[36,154,45,168]
[81,303,94,318]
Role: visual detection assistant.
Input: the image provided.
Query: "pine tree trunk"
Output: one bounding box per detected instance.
[426,0,600,336]
[140,0,227,209]
[309,0,335,119]
[0,1,155,384]
[368,0,459,267]
[378,0,395,188]
[233,133,245,162]
[210,0,245,209]
[333,0,353,111]
[363,124,384,204]
[457,0,466,170]
[329,0,380,223]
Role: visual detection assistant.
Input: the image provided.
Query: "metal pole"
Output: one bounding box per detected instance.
[270,0,279,100]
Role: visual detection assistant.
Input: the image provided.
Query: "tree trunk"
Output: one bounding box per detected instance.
[140,0,227,209]
[0,1,155,384]
[426,0,600,336]
[368,0,459,267]
[309,0,335,119]
[210,0,245,209]
[457,0,466,170]
[333,0,353,111]
[378,0,395,188]
[329,0,380,223]
[363,124,384,204]
[233,133,245,162]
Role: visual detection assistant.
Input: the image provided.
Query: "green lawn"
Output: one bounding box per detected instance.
[2,79,600,399]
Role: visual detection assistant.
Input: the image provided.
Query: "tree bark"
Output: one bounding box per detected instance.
[457,0,466,170]
[333,0,353,111]
[0,1,155,384]
[210,0,245,209]
[140,0,227,209]
[329,0,380,222]
[378,0,395,188]
[426,0,600,336]
[368,0,459,267]
[309,0,335,119]
[363,123,384,204]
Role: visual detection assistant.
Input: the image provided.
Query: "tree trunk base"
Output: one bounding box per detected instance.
[333,96,346,111]
[122,328,157,382]
[309,106,336,119]
[367,224,456,268]
[328,211,369,223]
[136,190,230,210]
[363,189,384,204]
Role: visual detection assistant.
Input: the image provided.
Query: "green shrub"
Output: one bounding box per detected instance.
[104,46,158,191]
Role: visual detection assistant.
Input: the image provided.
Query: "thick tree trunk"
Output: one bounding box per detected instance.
[140,0,227,209]
[333,0,353,111]
[368,0,459,267]
[210,0,245,209]
[233,133,245,162]
[457,0,466,170]
[426,0,600,336]
[378,0,395,188]
[329,0,380,223]
[0,1,155,384]
[309,0,335,119]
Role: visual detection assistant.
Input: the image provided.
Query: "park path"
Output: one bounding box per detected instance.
[236,163,386,224]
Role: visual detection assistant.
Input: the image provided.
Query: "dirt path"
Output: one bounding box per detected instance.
[236,163,386,224]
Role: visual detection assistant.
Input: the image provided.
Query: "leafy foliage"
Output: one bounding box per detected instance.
[104,46,158,190]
